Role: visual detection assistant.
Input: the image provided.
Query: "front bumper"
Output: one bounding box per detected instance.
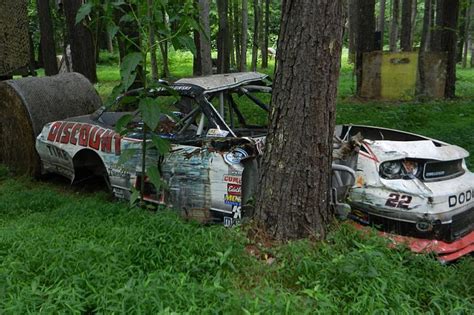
[353,222,474,263]
[381,228,474,263]
[348,204,474,243]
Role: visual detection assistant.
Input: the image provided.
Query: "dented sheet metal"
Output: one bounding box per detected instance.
[342,125,474,247]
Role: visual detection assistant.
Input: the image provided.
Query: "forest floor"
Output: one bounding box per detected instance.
[0,51,473,313]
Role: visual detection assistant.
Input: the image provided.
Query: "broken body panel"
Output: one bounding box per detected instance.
[35,72,474,261]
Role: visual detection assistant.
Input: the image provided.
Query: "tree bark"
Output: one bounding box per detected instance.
[355,0,376,95]
[233,0,241,68]
[433,0,460,98]
[147,0,159,81]
[240,0,249,71]
[400,0,413,51]
[464,2,473,68]
[410,0,418,48]
[63,0,97,83]
[251,0,260,71]
[378,0,386,35]
[418,0,432,96]
[348,0,357,63]
[37,0,58,76]
[197,0,213,75]
[431,0,444,51]
[261,0,270,68]
[256,0,345,241]
[461,2,471,68]
[390,0,400,51]
[217,0,231,73]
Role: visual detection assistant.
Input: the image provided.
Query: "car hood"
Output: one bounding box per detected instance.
[367,140,469,162]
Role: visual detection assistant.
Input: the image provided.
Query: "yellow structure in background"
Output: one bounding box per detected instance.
[380,52,418,100]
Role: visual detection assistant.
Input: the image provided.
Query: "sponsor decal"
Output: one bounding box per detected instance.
[223,175,242,185]
[223,217,233,227]
[224,194,241,206]
[224,148,248,165]
[232,205,241,219]
[47,122,121,155]
[207,128,230,138]
[227,184,241,196]
[46,144,69,160]
[449,190,473,207]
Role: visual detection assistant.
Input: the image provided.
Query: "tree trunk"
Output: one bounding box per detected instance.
[256,0,345,241]
[159,41,170,78]
[251,0,260,71]
[431,0,444,51]
[471,40,474,67]
[261,0,270,68]
[390,0,400,51]
[229,0,236,68]
[198,0,213,75]
[148,0,159,81]
[240,0,249,71]
[63,0,97,83]
[378,0,386,36]
[348,0,358,63]
[464,2,473,68]
[410,0,418,48]
[107,32,114,53]
[233,0,241,68]
[400,0,413,51]
[355,0,376,95]
[418,0,432,96]
[433,0,460,98]
[217,0,230,73]
[37,0,58,76]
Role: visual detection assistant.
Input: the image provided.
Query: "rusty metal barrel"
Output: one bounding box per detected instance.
[0,73,102,176]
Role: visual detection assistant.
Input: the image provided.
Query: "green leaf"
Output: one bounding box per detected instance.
[120,52,142,91]
[119,13,134,23]
[118,147,138,165]
[173,35,196,55]
[106,21,119,39]
[146,166,162,191]
[129,188,140,207]
[139,97,161,130]
[151,134,171,155]
[75,3,92,25]
[115,114,134,135]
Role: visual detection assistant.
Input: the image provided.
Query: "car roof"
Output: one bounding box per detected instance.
[175,72,268,94]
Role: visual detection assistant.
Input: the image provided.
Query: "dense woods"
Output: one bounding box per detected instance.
[25,0,473,98]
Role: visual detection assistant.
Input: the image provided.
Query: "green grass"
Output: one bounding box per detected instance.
[1,51,473,313]
[0,177,472,313]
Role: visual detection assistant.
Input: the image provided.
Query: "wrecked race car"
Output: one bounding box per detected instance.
[338,125,474,262]
[35,72,474,262]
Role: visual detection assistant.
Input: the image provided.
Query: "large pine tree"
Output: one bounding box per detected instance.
[255,0,345,240]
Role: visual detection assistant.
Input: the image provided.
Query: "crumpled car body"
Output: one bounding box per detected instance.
[35,72,473,262]
[336,125,474,262]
